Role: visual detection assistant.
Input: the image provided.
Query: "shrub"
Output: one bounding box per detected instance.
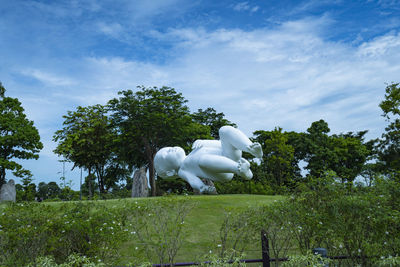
[0,201,129,266]
[127,196,195,265]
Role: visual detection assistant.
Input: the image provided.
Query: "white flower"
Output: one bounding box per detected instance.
[319,222,323,225]
[217,244,222,247]
[358,249,361,253]
[384,241,387,245]
[381,256,385,260]
[209,250,212,254]
[103,223,107,225]
[385,231,389,235]
[131,231,136,234]
[339,244,343,249]
[62,230,65,233]
[135,247,138,250]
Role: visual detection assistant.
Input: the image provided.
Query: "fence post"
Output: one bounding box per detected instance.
[261,229,270,267]
[312,247,328,267]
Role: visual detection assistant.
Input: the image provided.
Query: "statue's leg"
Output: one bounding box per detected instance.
[219,126,263,160]
[178,169,206,190]
[198,154,252,180]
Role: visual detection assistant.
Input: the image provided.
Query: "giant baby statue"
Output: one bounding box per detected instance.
[154,126,263,193]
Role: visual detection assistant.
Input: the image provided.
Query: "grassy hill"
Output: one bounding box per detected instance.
[118,194,282,263]
[0,194,282,265]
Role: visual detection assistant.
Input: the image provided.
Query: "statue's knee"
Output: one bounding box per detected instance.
[219,125,234,138]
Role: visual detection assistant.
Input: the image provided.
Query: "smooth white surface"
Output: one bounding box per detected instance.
[154,126,263,193]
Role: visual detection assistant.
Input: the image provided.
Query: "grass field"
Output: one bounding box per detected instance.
[1,194,282,265]
[112,194,282,264]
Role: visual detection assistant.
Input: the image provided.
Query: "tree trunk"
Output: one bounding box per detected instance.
[149,158,156,196]
[88,168,92,199]
[0,167,5,188]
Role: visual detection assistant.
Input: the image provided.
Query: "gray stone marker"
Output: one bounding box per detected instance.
[0,179,16,202]
[131,167,149,198]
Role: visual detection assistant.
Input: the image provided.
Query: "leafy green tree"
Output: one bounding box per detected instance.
[108,86,209,196]
[53,105,122,195]
[0,83,43,187]
[302,120,370,183]
[378,82,400,177]
[192,107,236,139]
[47,181,61,199]
[329,131,371,183]
[253,128,297,189]
[304,119,333,177]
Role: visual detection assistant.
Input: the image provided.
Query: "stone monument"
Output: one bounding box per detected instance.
[131,167,149,197]
[0,179,16,202]
[154,126,263,194]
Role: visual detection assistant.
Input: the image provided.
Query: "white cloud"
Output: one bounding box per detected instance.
[232,2,259,13]
[20,69,75,86]
[97,22,124,38]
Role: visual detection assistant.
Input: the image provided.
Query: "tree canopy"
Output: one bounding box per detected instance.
[108,86,210,196]
[53,104,122,195]
[0,83,43,187]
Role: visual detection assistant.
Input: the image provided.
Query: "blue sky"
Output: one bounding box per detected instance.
[1,0,400,189]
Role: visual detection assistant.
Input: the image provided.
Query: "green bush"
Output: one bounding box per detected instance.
[127,196,195,265]
[0,201,129,266]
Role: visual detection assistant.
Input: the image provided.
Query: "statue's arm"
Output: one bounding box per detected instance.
[178,169,208,192]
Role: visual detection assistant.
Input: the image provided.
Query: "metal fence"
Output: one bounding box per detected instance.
[148,229,371,267]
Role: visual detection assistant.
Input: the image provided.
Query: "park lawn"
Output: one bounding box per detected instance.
[117,194,283,264]
[1,194,282,265]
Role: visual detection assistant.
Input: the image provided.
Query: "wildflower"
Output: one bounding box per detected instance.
[217,244,222,247]
[319,222,323,225]
[103,223,107,225]
[131,231,136,234]
[381,256,385,260]
[209,250,212,254]
[358,249,361,253]
[386,231,389,235]
[181,221,184,225]
[135,247,138,250]
[62,230,65,233]
[384,242,387,245]
[339,244,343,249]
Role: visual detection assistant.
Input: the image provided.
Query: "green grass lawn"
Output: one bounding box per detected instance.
[116,194,283,264]
[1,194,282,265]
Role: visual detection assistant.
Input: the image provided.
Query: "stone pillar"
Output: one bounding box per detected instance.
[131,167,149,198]
[0,179,16,202]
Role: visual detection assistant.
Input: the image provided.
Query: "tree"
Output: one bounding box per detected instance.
[304,119,333,178]
[303,120,370,183]
[192,107,236,139]
[108,86,209,196]
[378,83,400,177]
[53,104,121,195]
[0,83,43,187]
[253,128,297,189]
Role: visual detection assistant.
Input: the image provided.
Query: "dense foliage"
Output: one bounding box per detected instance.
[0,83,43,187]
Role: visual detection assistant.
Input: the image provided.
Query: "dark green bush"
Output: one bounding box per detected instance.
[0,201,129,266]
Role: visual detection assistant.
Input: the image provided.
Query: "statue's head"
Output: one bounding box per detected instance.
[154,147,186,179]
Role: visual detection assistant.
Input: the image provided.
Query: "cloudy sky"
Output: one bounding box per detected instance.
[1,0,399,188]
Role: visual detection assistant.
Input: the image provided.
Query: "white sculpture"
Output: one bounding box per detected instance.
[154,126,263,193]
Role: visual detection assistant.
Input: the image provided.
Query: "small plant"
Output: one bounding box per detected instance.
[127,196,195,265]
[200,250,247,267]
[281,251,331,267]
